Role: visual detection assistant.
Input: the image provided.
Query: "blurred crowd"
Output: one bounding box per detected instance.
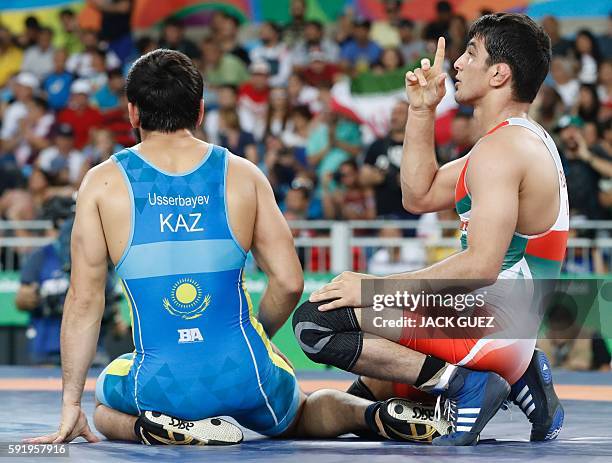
[0,0,610,272]
[0,0,610,366]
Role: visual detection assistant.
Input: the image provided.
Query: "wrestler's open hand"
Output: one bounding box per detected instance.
[309,271,378,311]
[23,403,100,444]
[405,37,447,111]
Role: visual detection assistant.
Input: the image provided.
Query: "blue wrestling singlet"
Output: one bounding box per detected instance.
[95,144,300,436]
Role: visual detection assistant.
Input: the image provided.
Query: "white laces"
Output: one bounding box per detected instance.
[434,396,456,429]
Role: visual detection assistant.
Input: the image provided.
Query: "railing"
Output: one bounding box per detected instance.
[1,220,611,274]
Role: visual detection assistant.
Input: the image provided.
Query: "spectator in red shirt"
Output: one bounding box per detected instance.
[102,92,136,147]
[301,50,341,88]
[238,61,271,141]
[57,79,103,149]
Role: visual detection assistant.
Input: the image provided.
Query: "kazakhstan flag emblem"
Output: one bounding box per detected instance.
[162,278,211,320]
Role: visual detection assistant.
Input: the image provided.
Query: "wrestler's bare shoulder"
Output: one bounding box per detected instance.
[77,159,126,203]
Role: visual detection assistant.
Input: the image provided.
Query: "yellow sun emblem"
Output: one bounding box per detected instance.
[162,278,211,320]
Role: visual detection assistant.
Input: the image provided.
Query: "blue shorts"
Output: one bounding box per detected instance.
[95,351,301,436]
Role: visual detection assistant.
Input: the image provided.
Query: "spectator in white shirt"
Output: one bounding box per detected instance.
[249,22,292,87]
[1,73,39,154]
[368,227,427,275]
[13,96,54,167]
[551,56,580,109]
[21,27,55,80]
[66,29,120,78]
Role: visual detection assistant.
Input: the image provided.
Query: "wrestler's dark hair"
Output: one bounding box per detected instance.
[126,49,203,133]
[468,13,551,103]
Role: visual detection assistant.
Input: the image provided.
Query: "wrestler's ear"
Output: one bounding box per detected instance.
[127,102,140,128]
[196,99,204,128]
[489,63,511,89]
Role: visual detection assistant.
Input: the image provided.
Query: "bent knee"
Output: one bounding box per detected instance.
[292,301,362,370]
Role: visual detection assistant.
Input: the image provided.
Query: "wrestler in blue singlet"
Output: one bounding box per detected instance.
[95,144,299,436]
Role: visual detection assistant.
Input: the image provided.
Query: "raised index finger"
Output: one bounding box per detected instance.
[432,37,446,72]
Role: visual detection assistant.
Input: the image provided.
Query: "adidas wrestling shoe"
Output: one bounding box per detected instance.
[509,348,564,441]
[135,411,243,446]
[372,399,451,443]
[432,367,510,446]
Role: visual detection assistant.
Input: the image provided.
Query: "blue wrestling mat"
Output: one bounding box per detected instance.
[1,368,611,462]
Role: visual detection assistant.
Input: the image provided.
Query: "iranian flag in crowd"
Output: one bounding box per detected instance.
[330,66,459,145]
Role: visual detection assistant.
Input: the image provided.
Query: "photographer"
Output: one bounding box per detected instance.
[15,197,74,364]
[557,115,612,219]
[15,196,125,364]
[322,159,376,221]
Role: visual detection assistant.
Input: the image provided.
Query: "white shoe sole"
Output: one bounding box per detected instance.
[141,411,243,445]
[384,399,452,441]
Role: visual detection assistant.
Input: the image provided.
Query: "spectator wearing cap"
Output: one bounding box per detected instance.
[249,22,292,87]
[42,49,74,111]
[371,0,403,48]
[557,115,612,219]
[238,61,271,141]
[21,27,55,81]
[37,123,86,187]
[1,73,38,154]
[93,68,125,111]
[291,20,340,68]
[200,36,249,88]
[0,26,23,88]
[158,18,199,59]
[398,19,426,65]
[53,9,83,55]
[301,50,341,88]
[340,19,383,74]
[57,79,103,150]
[11,96,55,168]
[66,29,121,79]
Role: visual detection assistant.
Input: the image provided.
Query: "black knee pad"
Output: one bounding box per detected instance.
[346,377,377,401]
[292,300,362,371]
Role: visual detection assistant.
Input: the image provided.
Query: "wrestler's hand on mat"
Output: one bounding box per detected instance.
[23,403,100,444]
[309,271,377,311]
[405,37,447,111]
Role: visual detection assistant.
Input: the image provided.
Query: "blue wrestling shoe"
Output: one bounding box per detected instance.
[432,367,510,446]
[509,348,564,441]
